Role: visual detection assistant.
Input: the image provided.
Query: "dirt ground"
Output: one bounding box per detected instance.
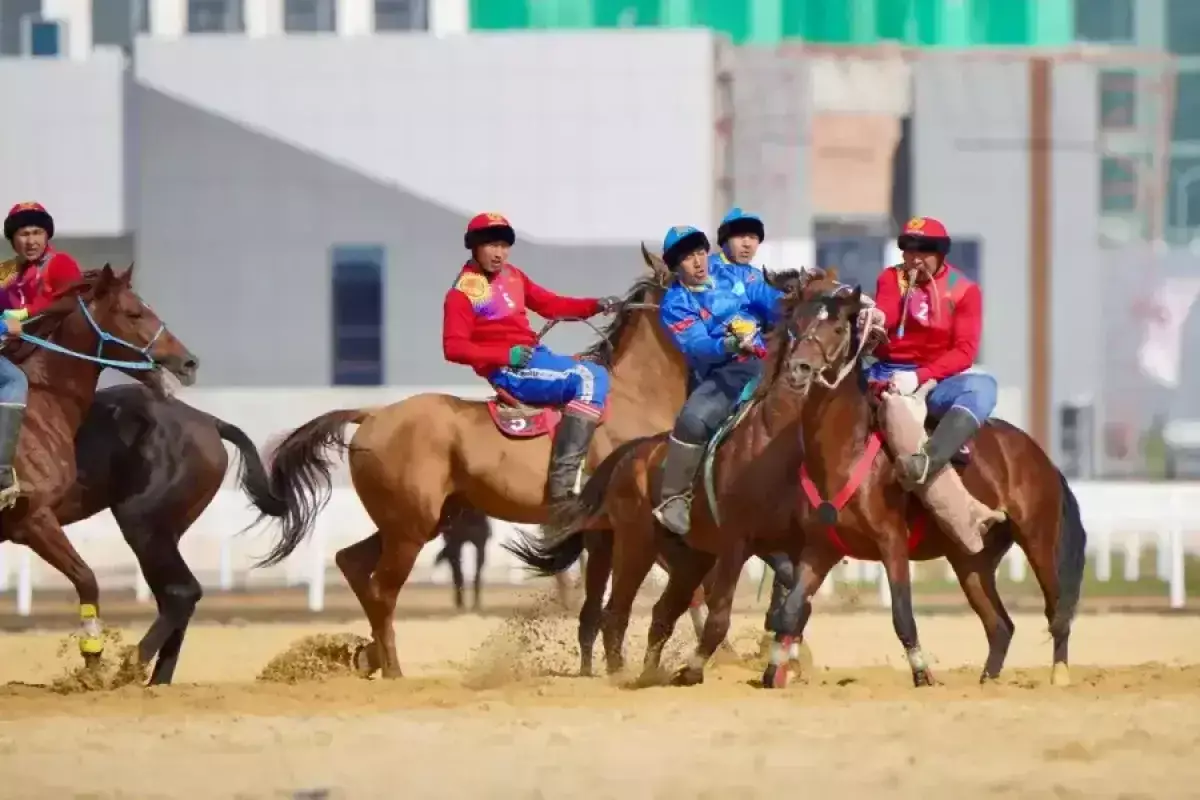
[1,590,1199,800]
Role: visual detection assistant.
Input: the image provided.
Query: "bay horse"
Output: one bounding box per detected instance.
[65,383,284,684]
[1,265,198,667]
[257,250,693,678]
[504,269,832,680]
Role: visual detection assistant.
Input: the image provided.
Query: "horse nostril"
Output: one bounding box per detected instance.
[183,357,199,372]
[796,362,813,375]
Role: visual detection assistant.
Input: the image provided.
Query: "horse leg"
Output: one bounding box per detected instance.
[637,545,717,688]
[578,530,611,677]
[472,540,485,613]
[334,532,384,676]
[446,542,466,612]
[369,519,427,679]
[944,527,1016,683]
[676,546,747,686]
[602,520,658,676]
[880,537,935,687]
[759,553,796,658]
[1017,520,1072,686]
[762,545,840,689]
[16,508,104,667]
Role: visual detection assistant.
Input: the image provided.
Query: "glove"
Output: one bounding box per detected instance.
[596,296,622,314]
[889,370,919,395]
[721,334,757,355]
[857,307,887,344]
[508,345,534,369]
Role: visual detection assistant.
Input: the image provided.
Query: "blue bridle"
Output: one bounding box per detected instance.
[14,296,164,371]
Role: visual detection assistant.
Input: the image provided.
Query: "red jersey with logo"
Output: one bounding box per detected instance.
[872,262,982,384]
[0,247,83,317]
[442,263,601,376]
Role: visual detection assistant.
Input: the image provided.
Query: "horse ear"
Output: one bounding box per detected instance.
[640,242,670,282]
[825,266,840,284]
[120,261,136,284]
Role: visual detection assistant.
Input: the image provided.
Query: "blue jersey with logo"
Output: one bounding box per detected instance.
[659,259,783,379]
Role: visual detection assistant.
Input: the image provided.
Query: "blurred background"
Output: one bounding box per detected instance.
[0,0,1197,618]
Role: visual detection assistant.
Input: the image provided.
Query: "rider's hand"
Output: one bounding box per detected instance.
[857,307,886,341]
[721,334,742,354]
[889,370,919,396]
[595,296,621,314]
[2,317,21,337]
[508,345,534,369]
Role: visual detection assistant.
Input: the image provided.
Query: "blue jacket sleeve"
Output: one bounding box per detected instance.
[736,266,784,324]
[659,290,729,364]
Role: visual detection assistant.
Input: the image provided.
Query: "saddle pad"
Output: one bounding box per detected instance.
[487,401,561,439]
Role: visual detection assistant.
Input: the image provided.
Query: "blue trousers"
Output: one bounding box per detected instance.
[490,346,610,416]
[674,359,763,444]
[0,357,28,406]
[867,361,997,422]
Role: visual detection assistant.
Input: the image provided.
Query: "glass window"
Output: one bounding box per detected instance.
[92,0,149,49]
[0,0,40,56]
[27,18,61,57]
[285,0,337,32]
[1173,71,1200,143]
[331,246,385,387]
[1098,70,1136,131]
[1100,156,1139,214]
[1167,157,1200,233]
[1073,0,1134,43]
[375,0,428,31]
[1167,0,1200,56]
[188,0,244,33]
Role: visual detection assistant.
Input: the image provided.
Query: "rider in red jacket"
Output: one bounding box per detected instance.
[442,213,619,526]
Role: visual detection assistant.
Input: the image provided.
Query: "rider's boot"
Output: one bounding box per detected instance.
[652,436,705,538]
[0,403,25,512]
[544,409,599,533]
[895,407,1003,555]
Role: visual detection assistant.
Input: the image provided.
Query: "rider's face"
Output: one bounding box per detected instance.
[724,233,760,265]
[472,242,510,274]
[675,249,709,286]
[901,247,940,279]
[11,227,47,262]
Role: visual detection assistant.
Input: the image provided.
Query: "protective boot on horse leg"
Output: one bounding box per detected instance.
[651,221,779,538]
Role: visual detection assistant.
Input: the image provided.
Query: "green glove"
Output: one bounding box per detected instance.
[508,345,534,368]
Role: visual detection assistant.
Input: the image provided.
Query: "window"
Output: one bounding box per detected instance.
[1098,70,1136,131]
[0,0,39,56]
[375,0,428,31]
[1100,156,1139,214]
[285,0,336,32]
[1167,157,1200,232]
[1167,0,1200,56]
[187,0,244,33]
[92,0,149,50]
[24,17,62,57]
[1073,0,1134,43]
[1173,71,1200,143]
[331,246,385,386]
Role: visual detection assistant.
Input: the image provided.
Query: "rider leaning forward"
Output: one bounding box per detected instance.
[442,213,619,527]
[0,202,83,507]
[653,209,780,538]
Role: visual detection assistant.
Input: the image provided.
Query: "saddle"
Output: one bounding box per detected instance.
[486,389,609,439]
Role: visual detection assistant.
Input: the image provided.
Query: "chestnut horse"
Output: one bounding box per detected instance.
[1,265,197,666]
[504,269,832,680]
[257,251,692,678]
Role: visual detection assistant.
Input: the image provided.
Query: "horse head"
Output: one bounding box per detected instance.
[773,268,871,394]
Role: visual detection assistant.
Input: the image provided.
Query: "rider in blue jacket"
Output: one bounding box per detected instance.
[653,223,784,538]
[714,207,765,266]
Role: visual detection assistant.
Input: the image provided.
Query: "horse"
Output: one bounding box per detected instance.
[64,383,285,684]
[256,249,694,678]
[748,286,1087,688]
[503,269,832,681]
[0,264,198,667]
[434,504,490,612]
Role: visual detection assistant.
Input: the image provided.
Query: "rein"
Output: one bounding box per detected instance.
[11,296,163,371]
[534,300,661,358]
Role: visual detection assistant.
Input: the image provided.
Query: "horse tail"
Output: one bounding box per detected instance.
[1052,469,1088,637]
[254,408,373,568]
[211,416,288,520]
[503,434,660,576]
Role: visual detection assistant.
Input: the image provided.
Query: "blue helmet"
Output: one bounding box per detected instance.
[661,225,710,269]
[717,207,765,246]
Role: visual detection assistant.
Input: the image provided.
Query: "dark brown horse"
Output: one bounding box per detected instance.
[66,384,284,683]
[257,252,693,678]
[1,265,198,666]
[504,269,829,680]
[755,286,1087,688]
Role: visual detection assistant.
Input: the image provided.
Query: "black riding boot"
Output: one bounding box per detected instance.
[0,403,25,510]
[652,435,706,538]
[895,406,980,490]
[544,410,599,532]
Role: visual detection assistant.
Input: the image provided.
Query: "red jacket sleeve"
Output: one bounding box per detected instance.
[516,268,600,320]
[916,283,982,384]
[873,268,903,331]
[442,289,513,372]
[28,253,84,315]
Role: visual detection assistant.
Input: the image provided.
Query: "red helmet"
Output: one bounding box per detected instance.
[4,201,54,242]
[897,216,950,255]
[464,212,515,250]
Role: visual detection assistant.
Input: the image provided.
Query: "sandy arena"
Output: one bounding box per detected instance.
[1,586,1199,799]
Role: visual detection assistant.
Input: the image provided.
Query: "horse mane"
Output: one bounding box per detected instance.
[578,272,667,367]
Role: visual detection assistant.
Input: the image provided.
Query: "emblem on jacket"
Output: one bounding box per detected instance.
[456,273,489,303]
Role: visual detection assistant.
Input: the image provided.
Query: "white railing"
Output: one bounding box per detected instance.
[0,481,1197,615]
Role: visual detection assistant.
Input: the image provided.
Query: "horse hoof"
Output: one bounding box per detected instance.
[579,663,594,678]
[1050,662,1071,687]
[912,669,936,687]
[352,644,380,678]
[633,670,663,689]
[82,651,104,671]
[380,666,404,680]
[671,666,704,687]
[978,672,1001,685]
[761,662,789,689]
